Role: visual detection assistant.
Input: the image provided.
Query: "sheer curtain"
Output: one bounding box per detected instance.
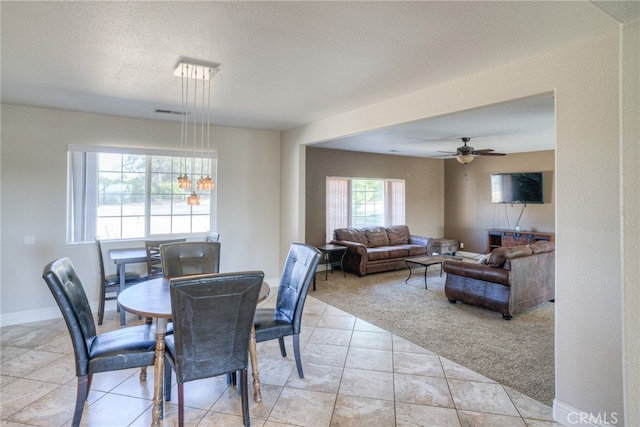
[67,150,98,243]
[326,178,349,242]
[385,180,405,226]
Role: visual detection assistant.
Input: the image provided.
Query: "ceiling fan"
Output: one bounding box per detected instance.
[437,137,506,164]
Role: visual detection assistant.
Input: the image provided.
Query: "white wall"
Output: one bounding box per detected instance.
[0,105,282,325]
[283,25,638,426]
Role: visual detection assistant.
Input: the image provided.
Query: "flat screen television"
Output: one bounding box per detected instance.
[491,172,544,204]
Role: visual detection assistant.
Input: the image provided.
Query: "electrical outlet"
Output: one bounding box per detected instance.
[460,242,465,249]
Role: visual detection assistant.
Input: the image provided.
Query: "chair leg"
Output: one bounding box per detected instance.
[164,362,172,401]
[293,333,304,378]
[278,337,287,357]
[97,294,105,326]
[73,375,90,427]
[177,382,184,427]
[240,369,250,426]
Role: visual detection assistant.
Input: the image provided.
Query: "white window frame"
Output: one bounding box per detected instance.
[66,144,217,243]
[325,176,405,242]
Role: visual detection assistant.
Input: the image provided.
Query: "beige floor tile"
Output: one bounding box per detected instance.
[128,401,207,426]
[80,393,151,427]
[210,383,281,421]
[0,378,60,419]
[24,357,76,385]
[34,334,73,354]
[285,362,343,394]
[308,327,353,347]
[0,375,19,388]
[6,384,76,427]
[338,367,394,401]
[394,373,454,408]
[458,409,527,426]
[268,387,336,427]
[254,357,296,387]
[395,401,461,426]
[393,351,445,377]
[331,394,395,426]
[0,349,65,378]
[345,347,393,372]
[353,318,387,333]
[88,368,139,392]
[392,335,434,354]
[0,327,67,350]
[504,386,555,421]
[440,357,496,383]
[349,330,393,351]
[0,347,29,363]
[448,379,519,416]
[316,315,356,330]
[198,410,264,427]
[301,343,349,367]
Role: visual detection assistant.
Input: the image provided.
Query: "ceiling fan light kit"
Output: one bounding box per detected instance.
[438,137,507,163]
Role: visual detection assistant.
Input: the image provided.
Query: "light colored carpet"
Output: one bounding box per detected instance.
[310,265,555,406]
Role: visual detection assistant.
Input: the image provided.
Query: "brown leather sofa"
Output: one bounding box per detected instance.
[442,241,555,319]
[330,225,433,276]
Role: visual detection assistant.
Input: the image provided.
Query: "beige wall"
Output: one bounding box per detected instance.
[0,105,282,324]
[444,150,555,254]
[283,25,637,425]
[621,19,639,427]
[304,147,444,245]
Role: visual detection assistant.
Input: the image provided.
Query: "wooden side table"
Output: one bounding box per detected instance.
[313,244,347,290]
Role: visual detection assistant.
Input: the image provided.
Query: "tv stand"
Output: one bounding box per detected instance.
[487,229,555,253]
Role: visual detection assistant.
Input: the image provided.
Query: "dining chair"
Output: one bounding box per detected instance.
[163,271,264,427]
[144,238,186,278]
[160,241,221,278]
[42,257,157,427]
[95,236,141,325]
[253,243,321,378]
[206,231,220,242]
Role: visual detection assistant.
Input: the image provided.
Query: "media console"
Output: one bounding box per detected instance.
[487,228,555,252]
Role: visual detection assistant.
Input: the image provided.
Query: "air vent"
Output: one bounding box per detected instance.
[154,109,186,116]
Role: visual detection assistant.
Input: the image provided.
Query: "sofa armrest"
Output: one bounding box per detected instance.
[442,260,510,286]
[330,240,367,256]
[409,235,433,250]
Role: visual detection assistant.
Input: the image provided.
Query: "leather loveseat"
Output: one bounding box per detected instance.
[330,225,433,276]
[442,241,555,319]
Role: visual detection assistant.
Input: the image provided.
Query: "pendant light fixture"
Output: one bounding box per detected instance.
[174,61,219,205]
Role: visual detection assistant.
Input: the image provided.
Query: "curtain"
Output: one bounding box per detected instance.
[67,151,97,243]
[326,178,349,242]
[385,180,405,226]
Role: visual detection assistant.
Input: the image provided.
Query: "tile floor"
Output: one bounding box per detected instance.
[1,286,562,426]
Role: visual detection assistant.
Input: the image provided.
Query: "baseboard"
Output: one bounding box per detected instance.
[553,398,620,426]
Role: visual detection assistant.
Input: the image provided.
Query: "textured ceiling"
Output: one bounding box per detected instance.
[1,1,635,156]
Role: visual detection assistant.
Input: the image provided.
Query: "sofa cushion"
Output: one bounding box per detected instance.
[367,247,391,261]
[334,228,368,246]
[387,246,410,258]
[386,225,410,245]
[365,226,389,247]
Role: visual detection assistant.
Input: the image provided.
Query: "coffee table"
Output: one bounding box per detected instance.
[405,255,463,289]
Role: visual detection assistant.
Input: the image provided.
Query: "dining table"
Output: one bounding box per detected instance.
[109,247,148,325]
[117,276,270,427]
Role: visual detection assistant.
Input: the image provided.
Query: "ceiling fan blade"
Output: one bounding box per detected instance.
[472,149,495,154]
[437,150,457,154]
[475,152,506,156]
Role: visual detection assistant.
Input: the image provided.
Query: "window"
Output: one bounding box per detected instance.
[67,145,216,243]
[326,177,405,242]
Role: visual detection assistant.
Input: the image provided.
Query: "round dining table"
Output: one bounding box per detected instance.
[118,276,270,427]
